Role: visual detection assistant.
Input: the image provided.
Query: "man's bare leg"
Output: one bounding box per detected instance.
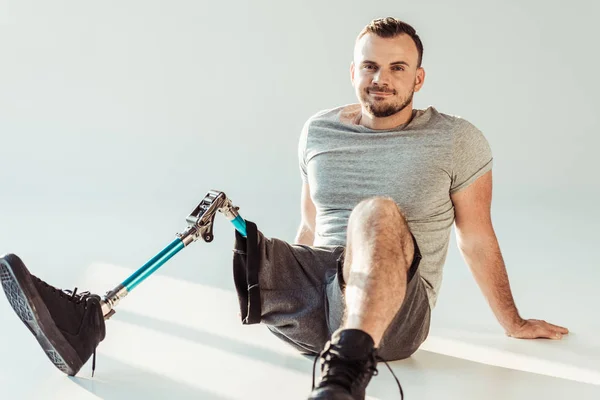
[341,196,414,347]
[308,196,413,399]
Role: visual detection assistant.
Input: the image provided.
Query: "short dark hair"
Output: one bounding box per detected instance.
[356,17,424,68]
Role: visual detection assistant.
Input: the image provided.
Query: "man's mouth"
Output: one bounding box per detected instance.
[369,91,393,96]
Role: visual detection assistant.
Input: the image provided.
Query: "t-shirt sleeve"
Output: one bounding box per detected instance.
[450,118,494,194]
[298,119,311,183]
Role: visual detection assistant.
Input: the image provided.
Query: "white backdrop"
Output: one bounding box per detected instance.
[1,1,599,399]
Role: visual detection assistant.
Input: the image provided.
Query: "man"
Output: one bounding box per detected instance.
[1,17,569,400]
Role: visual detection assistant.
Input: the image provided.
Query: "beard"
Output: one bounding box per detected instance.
[360,85,415,118]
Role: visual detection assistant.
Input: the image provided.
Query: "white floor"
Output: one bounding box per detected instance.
[1,0,599,398]
[1,195,599,400]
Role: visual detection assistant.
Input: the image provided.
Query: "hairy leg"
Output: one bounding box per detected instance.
[341,196,414,347]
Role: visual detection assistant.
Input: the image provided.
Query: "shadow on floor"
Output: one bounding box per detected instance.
[114,309,315,374]
[71,355,234,400]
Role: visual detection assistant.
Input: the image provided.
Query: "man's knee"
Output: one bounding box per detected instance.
[346,196,414,268]
[349,196,407,228]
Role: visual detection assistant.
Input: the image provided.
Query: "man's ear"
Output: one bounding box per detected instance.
[350,61,355,86]
[414,67,426,92]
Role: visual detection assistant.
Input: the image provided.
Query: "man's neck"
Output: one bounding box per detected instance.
[358,105,414,130]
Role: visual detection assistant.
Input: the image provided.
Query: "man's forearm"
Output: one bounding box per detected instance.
[295,224,314,245]
[460,237,524,332]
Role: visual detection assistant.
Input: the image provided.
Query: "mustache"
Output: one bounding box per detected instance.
[367,87,396,94]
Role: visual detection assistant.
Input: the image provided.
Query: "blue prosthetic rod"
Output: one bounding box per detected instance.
[100,190,246,318]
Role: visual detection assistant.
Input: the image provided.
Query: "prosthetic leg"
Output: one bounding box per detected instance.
[0,190,247,376]
[101,189,247,319]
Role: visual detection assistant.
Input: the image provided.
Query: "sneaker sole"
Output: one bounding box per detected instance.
[0,253,83,376]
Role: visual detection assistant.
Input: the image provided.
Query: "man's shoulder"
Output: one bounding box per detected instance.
[303,104,474,131]
[431,107,477,126]
[304,103,359,127]
[416,106,475,131]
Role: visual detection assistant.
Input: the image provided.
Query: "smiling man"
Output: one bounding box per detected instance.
[0,16,569,400]
[281,17,568,399]
[352,31,423,126]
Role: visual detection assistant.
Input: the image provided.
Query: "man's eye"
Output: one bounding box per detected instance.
[364,65,375,70]
[393,67,404,71]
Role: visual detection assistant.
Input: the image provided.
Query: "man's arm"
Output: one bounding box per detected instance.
[451,170,568,339]
[295,181,316,245]
[452,171,522,331]
[457,228,523,331]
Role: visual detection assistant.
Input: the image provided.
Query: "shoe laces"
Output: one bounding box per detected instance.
[65,288,98,377]
[65,287,100,377]
[375,356,404,400]
[33,276,92,305]
[33,278,99,376]
[311,342,404,399]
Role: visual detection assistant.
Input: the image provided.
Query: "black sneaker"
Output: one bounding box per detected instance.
[0,253,106,376]
[308,329,404,400]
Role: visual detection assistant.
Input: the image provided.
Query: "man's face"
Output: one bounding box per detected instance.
[351,33,425,118]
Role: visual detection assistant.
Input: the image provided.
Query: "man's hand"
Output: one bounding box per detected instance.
[506,319,569,340]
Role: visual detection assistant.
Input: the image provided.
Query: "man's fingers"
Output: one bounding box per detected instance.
[535,323,563,340]
[541,321,569,336]
[527,325,550,339]
[545,328,565,340]
[548,323,569,334]
[508,320,568,340]
[534,328,561,340]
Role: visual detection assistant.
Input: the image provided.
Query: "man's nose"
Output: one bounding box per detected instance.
[372,69,391,85]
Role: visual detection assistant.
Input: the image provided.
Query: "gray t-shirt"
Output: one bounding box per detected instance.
[298,104,493,309]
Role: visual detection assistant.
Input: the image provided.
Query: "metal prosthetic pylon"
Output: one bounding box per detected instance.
[100,190,247,319]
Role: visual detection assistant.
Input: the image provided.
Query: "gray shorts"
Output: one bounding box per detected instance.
[232,220,431,361]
